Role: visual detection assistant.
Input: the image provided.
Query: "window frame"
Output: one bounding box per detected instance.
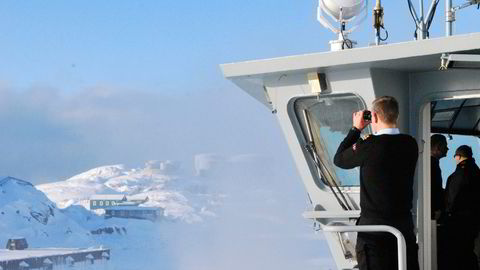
[291,93,369,190]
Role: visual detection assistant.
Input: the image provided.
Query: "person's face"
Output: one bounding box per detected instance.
[438,140,449,158]
[431,139,448,159]
[454,154,462,165]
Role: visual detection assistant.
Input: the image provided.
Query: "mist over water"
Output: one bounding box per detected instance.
[162,155,336,270]
[0,86,336,269]
[0,85,280,183]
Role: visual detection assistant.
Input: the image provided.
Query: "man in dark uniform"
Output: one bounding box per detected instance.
[444,145,480,270]
[431,134,448,270]
[334,96,419,270]
[431,134,448,220]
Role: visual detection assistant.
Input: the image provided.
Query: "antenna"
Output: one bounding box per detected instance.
[407,0,441,40]
[317,0,368,51]
[373,0,388,45]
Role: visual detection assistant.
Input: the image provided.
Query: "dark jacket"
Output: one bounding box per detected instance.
[334,128,418,220]
[445,158,480,220]
[431,157,445,218]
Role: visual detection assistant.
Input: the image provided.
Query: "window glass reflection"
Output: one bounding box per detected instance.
[295,94,369,187]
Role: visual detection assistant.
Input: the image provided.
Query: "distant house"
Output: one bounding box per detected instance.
[89,194,127,210]
[105,206,163,221]
[126,195,149,204]
[89,194,161,221]
[6,238,28,250]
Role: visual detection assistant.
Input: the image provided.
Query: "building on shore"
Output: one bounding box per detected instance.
[89,194,127,210]
[89,194,162,221]
[105,206,163,221]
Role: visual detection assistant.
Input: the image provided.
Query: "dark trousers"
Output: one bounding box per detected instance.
[355,216,419,270]
[439,218,479,270]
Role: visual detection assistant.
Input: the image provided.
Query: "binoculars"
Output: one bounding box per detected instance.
[363,110,372,121]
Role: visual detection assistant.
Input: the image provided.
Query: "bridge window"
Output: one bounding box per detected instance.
[294,93,369,187]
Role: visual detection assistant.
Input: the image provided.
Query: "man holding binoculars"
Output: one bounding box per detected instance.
[334,96,419,270]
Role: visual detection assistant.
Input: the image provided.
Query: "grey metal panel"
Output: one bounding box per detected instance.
[221,33,480,79]
[370,69,410,132]
[229,77,273,109]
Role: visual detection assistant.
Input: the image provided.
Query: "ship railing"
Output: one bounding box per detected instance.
[323,224,407,270]
[303,211,407,270]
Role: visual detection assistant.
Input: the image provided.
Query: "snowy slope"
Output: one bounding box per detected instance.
[0,154,335,270]
[0,175,175,268]
[37,160,222,223]
[0,177,94,248]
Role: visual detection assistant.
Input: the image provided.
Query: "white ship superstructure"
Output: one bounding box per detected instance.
[221,1,480,269]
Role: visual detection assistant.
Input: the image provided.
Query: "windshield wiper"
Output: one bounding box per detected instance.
[302,110,353,211]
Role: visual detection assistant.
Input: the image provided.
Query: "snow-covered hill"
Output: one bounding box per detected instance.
[0,154,335,270]
[37,159,223,223]
[0,177,94,248]
[0,175,173,269]
[0,155,265,249]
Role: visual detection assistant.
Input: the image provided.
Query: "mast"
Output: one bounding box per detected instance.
[446,0,453,36]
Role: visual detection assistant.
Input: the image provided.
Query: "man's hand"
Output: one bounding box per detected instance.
[353,110,370,131]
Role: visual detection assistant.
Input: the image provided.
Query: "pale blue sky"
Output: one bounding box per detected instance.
[0,1,477,93]
[0,1,479,183]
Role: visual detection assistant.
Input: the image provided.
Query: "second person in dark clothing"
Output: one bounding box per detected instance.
[431,134,448,270]
[443,145,480,270]
[431,134,448,220]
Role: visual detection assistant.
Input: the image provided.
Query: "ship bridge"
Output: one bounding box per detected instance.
[221,33,480,270]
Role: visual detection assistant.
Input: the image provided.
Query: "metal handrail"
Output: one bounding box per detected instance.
[323,224,407,270]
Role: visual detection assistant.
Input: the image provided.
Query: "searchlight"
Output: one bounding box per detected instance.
[317,0,368,51]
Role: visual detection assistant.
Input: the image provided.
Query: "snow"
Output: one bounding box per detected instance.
[67,165,126,184]
[0,173,170,269]
[0,177,93,248]
[89,194,126,200]
[0,155,336,270]
[37,161,210,223]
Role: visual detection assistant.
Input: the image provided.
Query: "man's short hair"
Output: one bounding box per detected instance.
[431,134,447,148]
[372,96,399,124]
